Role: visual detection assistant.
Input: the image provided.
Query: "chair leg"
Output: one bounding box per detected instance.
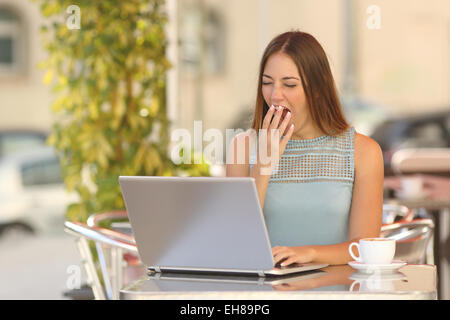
[76,237,106,300]
[110,247,123,300]
[426,234,435,265]
[96,242,114,300]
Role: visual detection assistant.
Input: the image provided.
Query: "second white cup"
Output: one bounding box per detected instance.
[401,176,423,198]
[348,238,396,265]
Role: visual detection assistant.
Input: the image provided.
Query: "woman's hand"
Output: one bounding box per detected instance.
[272,245,317,267]
[256,105,294,175]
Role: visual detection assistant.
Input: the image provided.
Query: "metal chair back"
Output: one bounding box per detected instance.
[64,211,141,300]
[382,203,412,225]
[381,219,434,264]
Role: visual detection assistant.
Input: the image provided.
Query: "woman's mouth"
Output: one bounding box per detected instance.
[278,106,291,122]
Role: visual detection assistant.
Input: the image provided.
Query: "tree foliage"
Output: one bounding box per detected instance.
[35,0,209,223]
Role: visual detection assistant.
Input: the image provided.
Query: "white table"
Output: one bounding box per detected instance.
[120,264,437,300]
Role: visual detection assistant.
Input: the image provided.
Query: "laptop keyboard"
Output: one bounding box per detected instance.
[274,263,303,269]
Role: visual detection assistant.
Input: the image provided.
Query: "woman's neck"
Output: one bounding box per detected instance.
[291,123,325,140]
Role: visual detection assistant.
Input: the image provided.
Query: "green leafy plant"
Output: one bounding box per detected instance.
[35,0,209,223]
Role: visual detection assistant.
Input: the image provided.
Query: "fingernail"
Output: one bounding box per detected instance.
[269,105,274,111]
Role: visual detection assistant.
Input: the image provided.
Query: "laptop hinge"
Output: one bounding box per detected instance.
[150,266,161,273]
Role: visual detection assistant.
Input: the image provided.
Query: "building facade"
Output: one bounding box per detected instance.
[0,0,449,136]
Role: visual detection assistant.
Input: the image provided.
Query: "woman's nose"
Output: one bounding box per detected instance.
[271,85,284,104]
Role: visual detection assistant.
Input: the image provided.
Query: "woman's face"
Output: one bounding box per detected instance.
[261,52,310,132]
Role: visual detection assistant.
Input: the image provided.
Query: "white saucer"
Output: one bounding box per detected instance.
[349,271,406,282]
[348,260,407,274]
[395,191,427,200]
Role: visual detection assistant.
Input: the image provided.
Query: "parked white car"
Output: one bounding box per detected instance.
[0,147,78,234]
[0,129,48,159]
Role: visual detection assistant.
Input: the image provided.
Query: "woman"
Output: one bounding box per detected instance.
[226,31,384,266]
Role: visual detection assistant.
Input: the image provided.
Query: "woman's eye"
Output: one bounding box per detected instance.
[262,82,296,87]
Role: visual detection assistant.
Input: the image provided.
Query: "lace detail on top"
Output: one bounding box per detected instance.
[270,127,355,184]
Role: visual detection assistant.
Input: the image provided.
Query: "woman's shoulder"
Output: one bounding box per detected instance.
[353,130,383,170]
[353,131,381,153]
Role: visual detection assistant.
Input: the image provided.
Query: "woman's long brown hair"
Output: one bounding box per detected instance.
[251,31,349,136]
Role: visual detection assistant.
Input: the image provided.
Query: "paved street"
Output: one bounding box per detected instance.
[0,223,88,300]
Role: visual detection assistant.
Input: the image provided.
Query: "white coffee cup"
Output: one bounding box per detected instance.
[348,238,396,265]
[400,176,423,198]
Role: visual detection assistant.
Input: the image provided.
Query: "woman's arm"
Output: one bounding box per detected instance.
[347,133,384,241]
[273,133,384,266]
[226,106,294,209]
[225,131,272,209]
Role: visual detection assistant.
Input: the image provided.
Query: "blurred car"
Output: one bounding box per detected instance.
[341,94,390,136]
[0,146,77,235]
[370,110,450,176]
[0,129,48,159]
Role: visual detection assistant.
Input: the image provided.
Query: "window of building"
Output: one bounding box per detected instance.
[179,3,225,75]
[0,7,25,76]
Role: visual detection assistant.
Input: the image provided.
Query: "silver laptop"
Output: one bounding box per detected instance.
[146,269,328,286]
[119,176,328,277]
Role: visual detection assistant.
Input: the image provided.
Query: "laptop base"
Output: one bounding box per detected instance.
[147,263,328,278]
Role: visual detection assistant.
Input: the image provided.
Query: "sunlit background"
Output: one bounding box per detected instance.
[0,0,448,299]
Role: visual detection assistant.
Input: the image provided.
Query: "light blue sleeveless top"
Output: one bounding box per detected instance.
[250,127,355,247]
